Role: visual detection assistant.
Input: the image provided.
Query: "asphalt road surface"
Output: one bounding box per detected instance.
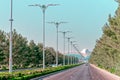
[42,64,91,80]
[36,64,120,80]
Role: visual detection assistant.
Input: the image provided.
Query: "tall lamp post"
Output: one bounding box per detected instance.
[73,44,80,64]
[59,31,71,65]
[48,22,67,66]
[9,0,13,73]
[29,4,58,69]
[70,41,76,64]
[66,37,73,65]
[72,44,77,64]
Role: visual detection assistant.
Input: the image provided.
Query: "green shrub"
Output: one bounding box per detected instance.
[109,67,116,73]
[0,64,81,80]
[1,66,7,70]
[13,65,18,70]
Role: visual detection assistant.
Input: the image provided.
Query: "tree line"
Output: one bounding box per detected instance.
[90,0,120,75]
[0,29,78,69]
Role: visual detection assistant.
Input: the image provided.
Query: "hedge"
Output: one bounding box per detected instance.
[0,64,81,80]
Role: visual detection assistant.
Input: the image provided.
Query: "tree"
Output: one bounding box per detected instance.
[0,30,6,64]
[0,29,64,69]
[90,0,120,75]
[10,29,29,68]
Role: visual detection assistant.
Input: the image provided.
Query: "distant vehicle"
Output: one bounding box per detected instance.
[85,63,88,66]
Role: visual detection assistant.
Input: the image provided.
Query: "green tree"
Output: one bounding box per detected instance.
[0,30,6,64]
[0,29,64,69]
[28,40,42,67]
[11,29,29,68]
[90,0,120,75]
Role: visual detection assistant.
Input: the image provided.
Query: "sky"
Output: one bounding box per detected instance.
[0,0,118,53]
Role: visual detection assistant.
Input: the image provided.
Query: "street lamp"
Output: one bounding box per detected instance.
[9,0,13,73]
[29,4,59,69]
[73,44,82,64]
[59,31,71,65]
[70,41,76,64]
[48,22,67,66]
[66,37,73,65]
[73,44,78,64]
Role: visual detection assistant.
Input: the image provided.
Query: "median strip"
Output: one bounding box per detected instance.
[0,64,81,80]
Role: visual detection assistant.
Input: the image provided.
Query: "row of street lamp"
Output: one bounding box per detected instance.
[48,22,67,67]
[9,0,79,73]
[59,31,70,65]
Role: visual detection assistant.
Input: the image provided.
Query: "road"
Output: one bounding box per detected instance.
[35,64,120,80]
[42,64,91,80]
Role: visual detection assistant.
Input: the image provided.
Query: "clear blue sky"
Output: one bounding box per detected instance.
[0,0,118,53]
